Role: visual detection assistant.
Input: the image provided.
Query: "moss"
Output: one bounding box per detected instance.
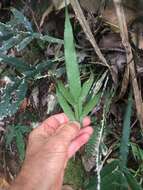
[64,157,86,190]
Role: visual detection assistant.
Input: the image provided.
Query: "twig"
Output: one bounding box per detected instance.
[40,5,53,28]
[70,0,110,69]
[21,0,41,33]
[29,7,41,33]
[113,0,143,129]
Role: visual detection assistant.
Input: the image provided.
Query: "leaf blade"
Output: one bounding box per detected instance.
[0,79,28,120]
[57,81,75,105]
[0,54,30,71]
[80,73,94,103]
[64,8,81,100]
[82,93,101,118]
[16,36,33,51]
[120,90,133,166]
[56,87,75,121]
[11,8,33,32]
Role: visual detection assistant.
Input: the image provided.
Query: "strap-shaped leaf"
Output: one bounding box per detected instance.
[92,71,108,95]
[0,22,12,34]
[11,8,33,32]
[57,81,75,105]
[131,143,143,161]
[16,131,25,161]
[0,34,22,52]
[32,33,63,44]
[16,36,33,51]
[80,73,94,102]
[40,35,64,44]
[23,60,53,79]
[120,91,133,166]
[64,8,81,100]
[82,93,101,118]
[56,87,75,121]
[0,54,30,71]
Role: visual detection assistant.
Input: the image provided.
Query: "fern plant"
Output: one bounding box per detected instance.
[56,8,100,123]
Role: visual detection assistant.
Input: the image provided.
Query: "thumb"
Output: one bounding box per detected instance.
[56,122,80,145]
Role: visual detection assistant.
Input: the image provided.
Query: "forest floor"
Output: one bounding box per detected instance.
[0,0,143,189]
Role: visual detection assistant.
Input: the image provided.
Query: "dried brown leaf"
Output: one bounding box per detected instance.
[40,5,53,28]
[116,65,130,100]
[113,0,143,129]
[70,0,109,69]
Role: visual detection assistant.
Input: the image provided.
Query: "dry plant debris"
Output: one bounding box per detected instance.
[113,0,143,129]
[0,0,143,189]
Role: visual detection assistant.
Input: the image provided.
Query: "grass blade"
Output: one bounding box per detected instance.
[120,90,133,166]
[82,93,101,118]
[64,8,81,100]
[80,73,94,102]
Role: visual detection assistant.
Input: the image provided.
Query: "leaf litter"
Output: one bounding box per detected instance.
[1,0,143,189]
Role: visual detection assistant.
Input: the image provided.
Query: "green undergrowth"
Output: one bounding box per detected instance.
[64,157,86,189]
[0,3,143,190]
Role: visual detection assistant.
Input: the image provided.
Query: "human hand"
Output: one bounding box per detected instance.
[9,113,93,190]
